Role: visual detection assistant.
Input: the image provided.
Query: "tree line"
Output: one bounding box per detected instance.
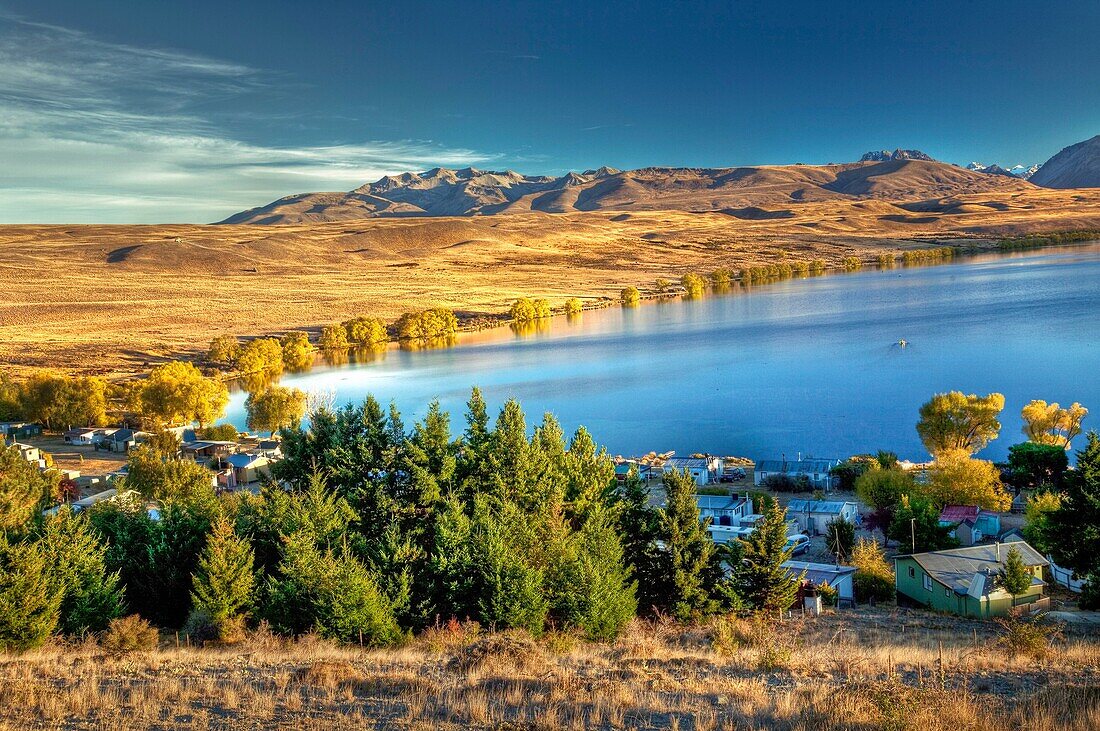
[0,391,809,651]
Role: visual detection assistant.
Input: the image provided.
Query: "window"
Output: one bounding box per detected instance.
[945,588,951,597]
[923,574,932,591]
[908,567,915,578]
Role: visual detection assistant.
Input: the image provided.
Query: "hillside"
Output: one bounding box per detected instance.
[3,183,1099,377]
[1031,135,1100,188]
[220,159,1031,225]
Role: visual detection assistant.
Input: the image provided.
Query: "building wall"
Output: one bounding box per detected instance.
[896,557,1044,618]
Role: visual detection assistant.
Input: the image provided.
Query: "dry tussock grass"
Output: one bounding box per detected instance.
[0,608,1097,729]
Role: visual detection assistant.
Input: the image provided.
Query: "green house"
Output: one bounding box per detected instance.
[894,541,1048,619]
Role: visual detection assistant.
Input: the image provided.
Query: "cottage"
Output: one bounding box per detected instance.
[105,429,150,453]
[664,456,722,485]
[938,505,1002,546]
[754,458,841,490]
[707,524,756,544]
[181,440,239,462]
[894,541,1048,618]
[614,461,654,482]
[786,499,859,535]
[783,560,857,606]
[696,494,753,526]
[226,452,273,485]
[64,428,99,445]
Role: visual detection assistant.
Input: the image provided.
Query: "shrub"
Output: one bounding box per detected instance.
[877,253,895,268]
[101,615,159,655]
[994,613,1064,660]
[655,278,672,293]
[564,298,583,315]
[760,473,811,492]
[815,581,839,607]
[1081,574,1100,610]
[280,331,314,371]
[620,287,640,307]
[842,256,862,271]
[711,268,732,287]
[851,539,895,603]
[791,261,810,276]
[809,259,826,274]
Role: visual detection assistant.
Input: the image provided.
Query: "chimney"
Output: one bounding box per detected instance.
[996,541,1001,563]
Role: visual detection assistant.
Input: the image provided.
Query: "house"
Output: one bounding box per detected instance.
[786,499,860,535]
[0,422,42,439]
[64,428,99,445]
[754,458,841,490]
[104,429,150,453]
[254,439,283,459]
[11,442,42,465]
[783,560,857,606]
[696,494,753,526]
[226,452,274,485]
[938,505,1002,546]
[181,440,239,462]
[707,524,756,544]
[894,541,1048,618]
[664,456,722,485]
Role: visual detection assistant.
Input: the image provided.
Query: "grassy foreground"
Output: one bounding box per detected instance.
[1,608,1096,730]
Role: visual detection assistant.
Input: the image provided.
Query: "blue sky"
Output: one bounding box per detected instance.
[1,1,1097,223]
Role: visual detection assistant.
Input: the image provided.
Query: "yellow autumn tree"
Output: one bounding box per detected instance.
[916,391,1005,457]
[923,450,1011,511]
[1021,400,1088,450]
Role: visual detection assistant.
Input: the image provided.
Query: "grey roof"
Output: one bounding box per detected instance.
[226,453,267,469]
[109,429,135,442]
[782,560,856,585]
[787,499,857,515]
[666,457,713,469]
[756,458,840,474]
[903,540,1048,596]
[696,495,746,511]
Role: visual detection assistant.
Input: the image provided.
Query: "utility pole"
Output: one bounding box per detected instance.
[910,517,916,553]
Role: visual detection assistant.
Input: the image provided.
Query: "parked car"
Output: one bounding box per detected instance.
[786,534,811,557]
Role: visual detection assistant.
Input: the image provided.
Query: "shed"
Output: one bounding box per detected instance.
[664,457,721,485]
[786,499,859,535]
[226,453,273,485]
[696,494,753,526]
[754,458,841,490]
[783,560,857,605]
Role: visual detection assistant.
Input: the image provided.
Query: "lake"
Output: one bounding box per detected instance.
[224,244,1100,463]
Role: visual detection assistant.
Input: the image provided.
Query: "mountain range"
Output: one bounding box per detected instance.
[220,137,1100,224]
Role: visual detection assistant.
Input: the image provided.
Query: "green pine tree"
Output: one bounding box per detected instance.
[469,498,548,633]
[37,508,123,635]
[190,515,255,625]
[616,467,666,615]
[1049,432,1100,582]
[0,537,62,651]
[660,469,721,621]
[735,499,800,614]
[999,546,1032,601]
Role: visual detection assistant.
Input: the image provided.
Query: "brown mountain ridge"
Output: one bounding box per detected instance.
[219,158,1031,224]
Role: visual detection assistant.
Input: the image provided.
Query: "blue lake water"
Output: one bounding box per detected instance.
[225,244,1100,463]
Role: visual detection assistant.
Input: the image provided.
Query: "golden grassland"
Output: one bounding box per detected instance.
[0,608,1097,730]
[2,186,1100,377]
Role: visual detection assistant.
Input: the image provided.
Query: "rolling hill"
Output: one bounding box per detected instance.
[219,158,1031,225]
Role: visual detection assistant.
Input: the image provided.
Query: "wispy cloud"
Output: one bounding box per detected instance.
[0,15,492,223]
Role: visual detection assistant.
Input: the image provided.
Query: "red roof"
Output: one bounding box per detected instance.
[939,505,979,523]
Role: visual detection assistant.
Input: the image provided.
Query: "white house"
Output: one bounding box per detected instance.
[707,524,756,545]
[664,456,722,485]
[696,494,753,526]
[754,458,842,490]
[786,499,860,535]
[64,428,99,445]
[783,560,857,605]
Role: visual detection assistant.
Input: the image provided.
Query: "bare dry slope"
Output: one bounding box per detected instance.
[221,160,1030,224]
[3,185,1100,376]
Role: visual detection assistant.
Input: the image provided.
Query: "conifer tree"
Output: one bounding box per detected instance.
[469,498,547,633]
[660,469,721,621]
[190,516,255,627]
[1048,432,1100,587]
[999,546,1032,601]
[37,509,123,635]
[262,531,401,645]
[735,499,800,614]
[563,427,615,525]
[0,537,61,651]
[429,494,477,621]
[456,387,492,497]
[616,467,666,615]
[0,445,57,532]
